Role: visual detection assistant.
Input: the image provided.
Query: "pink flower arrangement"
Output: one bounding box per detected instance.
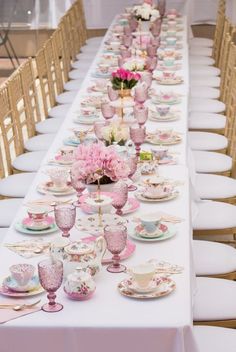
[71,142,130,185]
[111,68,141,90]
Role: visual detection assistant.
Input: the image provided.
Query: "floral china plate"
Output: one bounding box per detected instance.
[146,132,182,145]
[130,223,177,242]
[149,110,180,122]
[134,222,169,239]
[118,276,176,299]
[3,275,40,293]
[0,282,44,297]
[156,64,182,72]
[81,236,136,264]
[73,115,100,125]
[80,95,107,109]
[154,76,183,85]
[135,190,179,203]
[63,136,81,147]
[15,221,58,235]
[150,92,181,105]
[157,155,177,165]
[75,214,127,236]
[22,216,54,231]
[37,182,75,196]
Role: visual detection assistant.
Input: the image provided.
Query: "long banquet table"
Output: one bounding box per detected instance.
[0,11,200,352]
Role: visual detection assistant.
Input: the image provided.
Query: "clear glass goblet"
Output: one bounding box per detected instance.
[129,125,146,157]
[127,154,138,191]
[54,204,76,238]
[104,225,127,273]
[101,102,115,120]
[112,181,128,215]
[134,104,148,127]
[108,86,119,101]
[70,173,86,207]
[38,259,63,312]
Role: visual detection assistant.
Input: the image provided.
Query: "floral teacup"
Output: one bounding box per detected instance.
[10,264,35,288]
[47,168,69,189]
[166,37,177,46]
[128,263,156,289]
[156,105,170,116]
[140,213,162,233]
[163,57,175,67]
[151,147,168,160]
[163,71,176,80]
[27,206,48,224]
[80,106,97,117]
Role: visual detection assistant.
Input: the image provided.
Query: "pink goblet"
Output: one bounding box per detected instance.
[146,44,157,58]
[141,71,153,88]
[54,204,76,238]
[129,17,138,31]
[108,86,119,101]
[123,35,133,48]
[134,84,148,105]
[129,125,146,157]
[118,56,124,68]
[120,49,132,59]
[146,57,158,72]
[151,36,161,47]
[158,0,166,17]
[38,259,63,313]
[127,154,138,191]
[101,102,115,120]
[134,104,148,126]
[70,173,86,207]
[94,121,107,141]
[112,181,128,216]
[104,225,127,273]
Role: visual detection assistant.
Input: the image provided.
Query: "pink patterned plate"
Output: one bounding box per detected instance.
[0,283,44,297]
[81,236,136,264]
[80,192,140,215]
[22,216,54,231]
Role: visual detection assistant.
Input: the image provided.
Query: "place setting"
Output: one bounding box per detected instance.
[47,146,75,166]
[146,129,182,145]
[150,90,182,105]
[63,128,95,147]
[149,105,181,122]
[73,106,101,125]
[37,168,75,197]
[153,71,184,85]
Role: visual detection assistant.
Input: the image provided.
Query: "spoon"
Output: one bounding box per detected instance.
[0,299,41,311]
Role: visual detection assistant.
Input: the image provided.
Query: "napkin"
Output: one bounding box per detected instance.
[0,301,41,324]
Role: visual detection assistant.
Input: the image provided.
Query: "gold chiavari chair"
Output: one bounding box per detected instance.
[212,0,226,65]
[51,28,70,86]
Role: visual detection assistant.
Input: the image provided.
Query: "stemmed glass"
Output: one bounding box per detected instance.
[134,84,148,105]
[146,57,158,72]
[146,44,157,58]
[104,225,127,273]
[120,48,132,59]
[129,125,146,157]
[127,154,138,191]
[124,25,132,35]
[123,35,133,48]
[133,104,148,126]
[101,102,115,120]
[112,181,128,215]
[140,71,153,88]
[38,259,63,312]
[70,172,86,207]
[108,86,119,101]
[54,204,76,237]
[158,0,166,17]
[94,121,107,141]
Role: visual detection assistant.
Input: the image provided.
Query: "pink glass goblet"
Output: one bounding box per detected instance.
[101,102,115,120]
[108,86,119,101]
[151,36,161,47]
[111,181,128,216]
[146,44,157,58]
[129,125,146,157]
[140,71,153,88]
[129,17,138,31]
[151,24,161,37]
[158,0,166,17]
[104,225,127,273]
[127,154,138,191]
[70,173,86,207]
[146,57,158,72]
[123,35,133,48]
[118,56,124,68]
[134,104,148,127]
[54,204,76,238]
[94,121,107,141]
[38,259,63,313]
[120,48,132,59]
[124,25,132,35]
[134,84,148,105]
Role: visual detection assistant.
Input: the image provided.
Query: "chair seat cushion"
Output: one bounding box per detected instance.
[24,134,55,152]
[193,151,232,174]
[189,98,225,113]
[190,65,220,77]
[189,112,226,130]
[0,228,7,240]
[195,174,236,200]
[0,172,36,198]
[193,277,236,320]
[190,47,212,57]
[0,198,23,227]
[64,79,82,91]
[69,69,88,80]
[190,86,220,99]
[194,326,236,352]
[193,200,236,230]
[190,37,213,47]
[48,104,71,118]
[56,91,77,105]
[76,52,97,61]
[190,55,215,66]
[71,60,93,70]
[12,151,46,172]
[86,36,103,45]
[189,131,228,151]
[191,76,220,88]
[36,117,64,134]
[193,240,236,276]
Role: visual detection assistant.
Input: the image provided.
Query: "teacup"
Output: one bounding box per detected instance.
[140,213,161,233]
[163,57,175,67]
[163,71,175,80]
[95,79,108,91]
[167,14,177,20]
[151,147,168,160]
[98,64,110,74]
[129,263,156,288]
[80,106,97,117]
[47,169,69,189]
[113,25,124,33]
[10,263,35,287]
[156,105,170,116]
[167,30,177,37]
[110,41,120,50]
[158,129,173,140]
[168,8,179,16]
[27,206,48,223]
[59,146,74,162]
[168,21,177,30]
[164,48,175,57]
[166,37,177,46]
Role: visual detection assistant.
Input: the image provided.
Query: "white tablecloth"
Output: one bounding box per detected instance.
[0,15,199,352]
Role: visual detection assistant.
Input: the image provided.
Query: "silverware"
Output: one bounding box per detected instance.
[0,299,41,311]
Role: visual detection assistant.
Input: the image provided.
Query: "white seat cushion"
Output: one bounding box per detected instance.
[76,52,97,61]
[24,134,55,152]
[86,37,103,45]
[194,277,236,321]
[190,55,215,66]
[190,86,220,99]
[195,174,236,200]
[190,47,212,56]
[64,79,83,91]
[69,69,88,80]
[56,91,78,105]
[0,198,23,227]
[0,228,7,241]
[12,151,46,172]
[71,60,93,70]
[193,200,236,230]
[190,37,213,47]
[48,104,71,118]
[0,172,36,197]
[191,76,220,88]
[193,151,232,174]
[36,117,64,134]
[189,98,225,113]
[193,240,236,276]
[190,65,220,77]
[189,131,228,151]
[194,326,236,352]
[189,112,226,131]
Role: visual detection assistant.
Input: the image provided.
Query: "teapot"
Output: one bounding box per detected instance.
[64,267,96,300]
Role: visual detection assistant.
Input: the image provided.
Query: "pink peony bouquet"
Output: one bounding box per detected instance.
[71,142,130,185]
[111,68,141,90]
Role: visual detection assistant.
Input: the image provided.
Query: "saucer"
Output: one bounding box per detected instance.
[156,64,182,72]
[135,190,179,202]
[80,95,107,109]
[22,216,54,231]
[134,223,168,239]
[158,155,177,165]
[128,277,161,294]
[91,71,112,79]
[3,275,40,293]
[154,76,183,85]
[118,276,176,299]
[146,133,182,145]
[0,282,44,298]
[37,182,75,196]
[149,110,180,122]
[63,136,81,147]
[15,222,58,235]
[130,223,177,242]
[73,116,100,125]
[53,155,74,165]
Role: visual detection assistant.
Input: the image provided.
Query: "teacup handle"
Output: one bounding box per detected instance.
[96,236,107,258]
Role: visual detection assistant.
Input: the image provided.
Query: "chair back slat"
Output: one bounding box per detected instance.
[213,0,226,65]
